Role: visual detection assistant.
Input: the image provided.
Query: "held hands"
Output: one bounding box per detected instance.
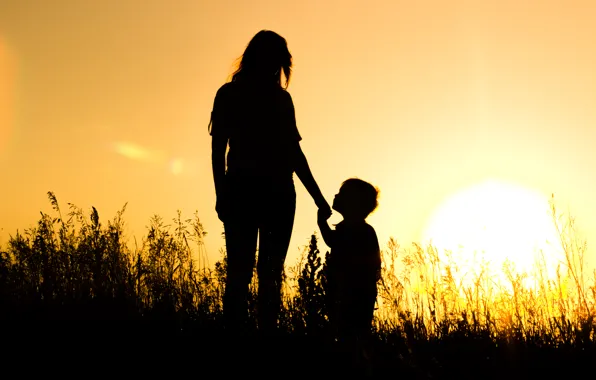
[317,202,332,222]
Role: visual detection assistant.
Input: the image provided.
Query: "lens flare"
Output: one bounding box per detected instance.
[0,36,17,154]
[170,158,184,175]
[111,141,166,163]
[111,141,190,176]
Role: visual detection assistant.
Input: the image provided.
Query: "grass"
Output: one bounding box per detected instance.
[0,192,594,378]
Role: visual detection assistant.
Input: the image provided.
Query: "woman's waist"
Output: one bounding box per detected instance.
[226,162,294,181]
[227,146,294,170]
[225,170,295,194]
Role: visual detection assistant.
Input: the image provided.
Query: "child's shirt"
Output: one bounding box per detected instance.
[324,220,381,301]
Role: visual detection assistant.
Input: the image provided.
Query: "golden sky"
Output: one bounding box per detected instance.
[1,0,596,270]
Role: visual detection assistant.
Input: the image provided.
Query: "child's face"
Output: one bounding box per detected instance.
[332,186,348,214]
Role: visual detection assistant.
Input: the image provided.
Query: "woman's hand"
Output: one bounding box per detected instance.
[317,201,335,248]
[215,194,230,223]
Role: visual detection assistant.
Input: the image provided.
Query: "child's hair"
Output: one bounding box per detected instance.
[341,178,380,218]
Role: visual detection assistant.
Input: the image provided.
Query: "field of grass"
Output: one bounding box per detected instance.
[1,192,594,378]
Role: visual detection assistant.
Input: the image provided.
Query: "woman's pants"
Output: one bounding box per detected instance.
[222,174,296,334]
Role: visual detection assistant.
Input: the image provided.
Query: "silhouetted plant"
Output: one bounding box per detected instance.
[1,192,595,377]
[292,234,328,334]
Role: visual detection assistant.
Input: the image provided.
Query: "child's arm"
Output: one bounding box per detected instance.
[317,209,336,248]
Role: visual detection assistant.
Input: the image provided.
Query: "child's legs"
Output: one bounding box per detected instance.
[331,294,376,375]
[337,290,377,342]
[256,186,296,333]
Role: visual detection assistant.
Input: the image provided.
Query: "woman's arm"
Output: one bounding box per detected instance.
[210,85,231,222]
[283,91,331,212]
[317,210,336,248]
[211,133,229,222]
[211,133,227,198]
[293,142,330,211]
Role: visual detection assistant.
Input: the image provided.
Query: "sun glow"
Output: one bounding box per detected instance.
[422,179,562,285]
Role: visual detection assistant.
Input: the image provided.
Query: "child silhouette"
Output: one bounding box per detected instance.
[318,178,381,373]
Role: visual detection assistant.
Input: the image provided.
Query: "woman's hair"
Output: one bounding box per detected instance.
[341,178,380,218]
[230,30,292,89]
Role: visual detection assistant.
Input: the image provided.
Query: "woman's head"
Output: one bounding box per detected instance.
[231,30,292,89]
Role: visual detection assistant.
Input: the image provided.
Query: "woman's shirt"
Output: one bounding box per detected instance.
[210,81,302,180]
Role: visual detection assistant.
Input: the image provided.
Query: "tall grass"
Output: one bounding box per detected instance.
[375,195,595,346]
[0,192,594,376]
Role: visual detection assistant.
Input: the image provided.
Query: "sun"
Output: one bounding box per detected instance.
[421,179,562,285]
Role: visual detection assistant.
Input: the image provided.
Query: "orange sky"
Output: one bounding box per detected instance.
[1,0,596,270]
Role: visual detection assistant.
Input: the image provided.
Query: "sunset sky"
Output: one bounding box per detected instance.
[1,0,596,272]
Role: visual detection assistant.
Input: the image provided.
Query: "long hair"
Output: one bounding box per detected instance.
[230,30,292,89]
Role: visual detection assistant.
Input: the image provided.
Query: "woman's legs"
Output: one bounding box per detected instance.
[222,174,260,334]
[256,186,296,334]
[222,174,296,334]
[223,220,258,333]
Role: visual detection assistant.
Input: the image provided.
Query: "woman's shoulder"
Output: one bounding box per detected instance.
[215,82,237,97]
[214,82,249,109]
[279,88,293,102]
[217,81,289,97]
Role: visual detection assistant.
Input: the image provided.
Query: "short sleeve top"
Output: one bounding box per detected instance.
[209,81,302,178]
[326,221,382,291]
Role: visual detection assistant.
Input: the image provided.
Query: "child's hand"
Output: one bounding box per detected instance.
[317,206,332,221]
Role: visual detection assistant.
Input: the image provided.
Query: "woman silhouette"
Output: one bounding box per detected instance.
[209,30,331,335]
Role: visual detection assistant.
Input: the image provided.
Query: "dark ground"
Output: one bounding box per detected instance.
[1,317,593,379]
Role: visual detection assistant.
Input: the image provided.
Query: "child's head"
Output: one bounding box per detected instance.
[332,178,379,220]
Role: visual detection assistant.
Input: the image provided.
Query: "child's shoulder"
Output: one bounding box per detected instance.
[359,222,379,246]
[338,220,377,236]
[362,221,377,234]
